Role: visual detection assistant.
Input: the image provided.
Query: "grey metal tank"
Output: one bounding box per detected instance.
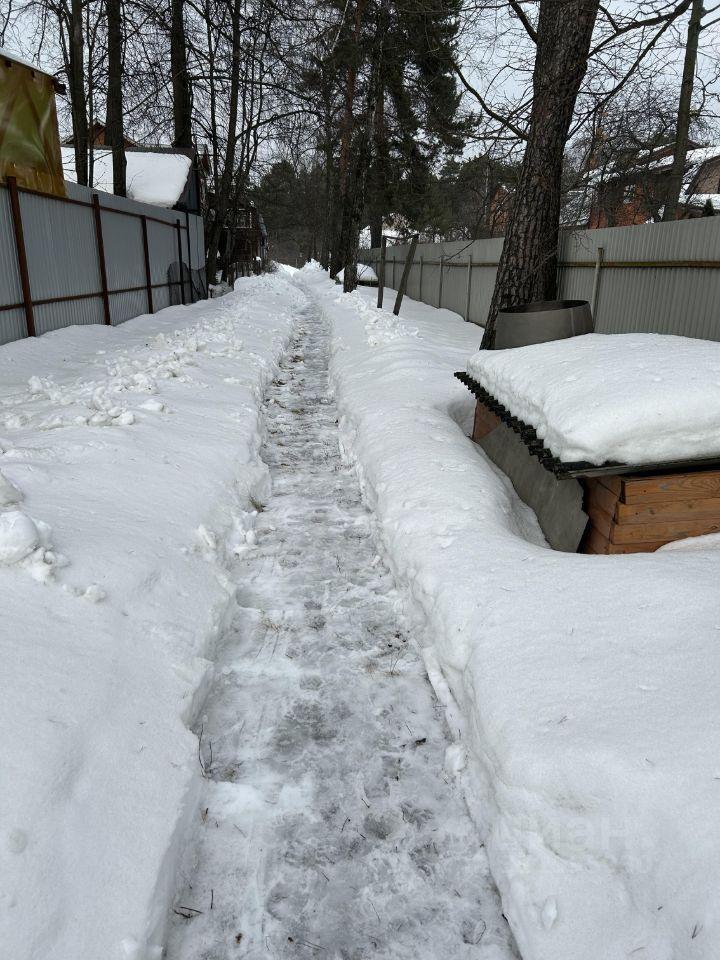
[493,299,593,349]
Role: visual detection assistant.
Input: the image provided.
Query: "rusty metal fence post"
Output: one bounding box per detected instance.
[176,219,186,305]
[6,176,36,338]
[140,215,154,314]
[92,194,112,325]
[184,209,196,303]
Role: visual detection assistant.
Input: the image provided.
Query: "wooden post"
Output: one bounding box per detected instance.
[393,235,418,316]
[438,255,444,308]
[377,236,387,309]
[419,255,424,302]
[392,253,396,289]
[6,177,36,338]
[140,215,154,314]
[92,194,111,325]
[465,254,473,322]
[176,220,186,304]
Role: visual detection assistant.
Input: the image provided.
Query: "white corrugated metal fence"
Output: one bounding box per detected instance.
[361,216,720,340]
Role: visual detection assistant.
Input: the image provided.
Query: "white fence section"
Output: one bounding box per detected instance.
[360,216,720,341]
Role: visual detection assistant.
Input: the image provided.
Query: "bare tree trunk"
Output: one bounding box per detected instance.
[205,0,242,284]
[171,0,193,148]
[339,2,384,292]
[105,0,126,196]
[329,0,368,278]
[482,0,599,348]
[68,0,89,185]
[367,69,387,249]
[662,0,702,222]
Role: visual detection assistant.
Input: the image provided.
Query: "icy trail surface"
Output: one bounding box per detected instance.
[166,301,515,959]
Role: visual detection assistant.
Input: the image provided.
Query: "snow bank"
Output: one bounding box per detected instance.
[61,147,192,208]
[337,263,379,285]
[302,268,720,960]
[0,275,301,960]
[467,333,720,465]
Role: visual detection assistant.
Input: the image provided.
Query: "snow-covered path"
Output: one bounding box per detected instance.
[165,298,514,959]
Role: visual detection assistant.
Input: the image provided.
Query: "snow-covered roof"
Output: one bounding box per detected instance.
[467,333,720,466]
[0,46,58,80]
[682,191,720,207]
[61,147,192,208]
[647,145,720,172]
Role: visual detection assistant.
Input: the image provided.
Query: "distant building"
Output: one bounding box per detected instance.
[62,121,138,149]
[220,201,268,278]
[585,143,720,227]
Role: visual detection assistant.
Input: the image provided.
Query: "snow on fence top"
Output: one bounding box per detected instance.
[467,333,720,466]
[61,147,191,208]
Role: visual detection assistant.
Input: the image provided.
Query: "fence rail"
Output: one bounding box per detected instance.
[0,177,206,346]
[360,215,720,342]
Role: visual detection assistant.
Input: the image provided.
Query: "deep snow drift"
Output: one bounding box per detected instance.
[0,276,300,960]
[467,332,720,465]
[301,265,720,960]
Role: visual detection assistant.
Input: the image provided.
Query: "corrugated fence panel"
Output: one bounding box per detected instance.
[20,190,99,301]
[0,309,27,345]
[362,216,720,340]
[147,218,181,304]
[102,208,145,291]
[0,188,25,344]
[33,298,106,335]
[19,189,103,335]
[110,289,150,325]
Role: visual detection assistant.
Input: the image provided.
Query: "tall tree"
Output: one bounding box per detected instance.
[104,0,126,195]
[329,0,369,279]
[204,0,242,282]
[482,0,599,348]
[69,0,89,184]
[170,0,193,147]
[662,0,703,221]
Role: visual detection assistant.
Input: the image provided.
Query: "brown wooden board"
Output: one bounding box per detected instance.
[599,475,623,498]
[589,509,614,541]
[585,479,619,519]
[616,496,720,523]
[621,471,720,504]
[610,515,720,545]
[605,540,666,554]
[581,524,610,555]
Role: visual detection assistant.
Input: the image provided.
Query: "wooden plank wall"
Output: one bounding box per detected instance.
[582,471,720,553]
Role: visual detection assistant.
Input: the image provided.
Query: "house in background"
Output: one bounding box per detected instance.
[586,142,720,227]
[219,200,268,279]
